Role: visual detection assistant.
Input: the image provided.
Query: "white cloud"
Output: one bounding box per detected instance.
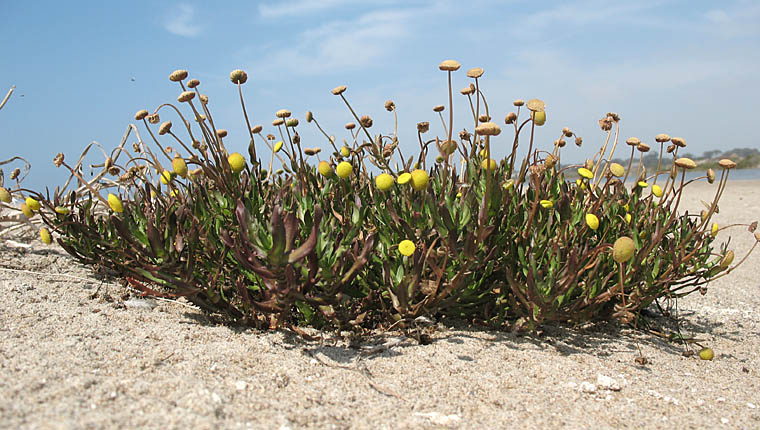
[164,4,201,37]
[258,0,350,18]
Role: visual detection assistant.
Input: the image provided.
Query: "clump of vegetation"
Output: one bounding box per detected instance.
[26,62,758,333]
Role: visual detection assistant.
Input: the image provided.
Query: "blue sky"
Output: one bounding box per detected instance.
[1,0,759,190]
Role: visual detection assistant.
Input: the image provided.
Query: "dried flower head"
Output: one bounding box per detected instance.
[671,137,686,147]
[251,124,263,134]
[613,236,635,263]
[475,122,501,136]
[674,157,697,169]
[609,163,625,177]
[344,122,356,130]
[460,86,475,95]
[158,121,172,135]
[286,118,299,127]
[177,91,195,103]
[230,69,248,84]
[562,127,573,137]
[438,60,461,71]
[504,112,517,124]
[707,168,716,183]
[554,138,566,148]
[575,136,583,147]
[655,133,671,143]
[526,99,545,112]
[459,129,471,141]
[607,112,620,121]
[331,85,347,95]
[272,118,284,126]
[276,109,291,118]
[719,159,736,169]
[305,111,313,122]
[626,137,641,146]
[384,100,395,111]
[147,114,160,124]
[433,105,445,113]
[637,143,651,153]
[216,129,228,138]
[599,116,613,131]
[304,148,317,156]
[187,78,200,88]
[134,109,149,121]
[478,114,490,123]
[666,144,676,154]
[53,153,64,168]
[513,99,525,107]
[466,67,484,78]
[359,115,373,128]
[169,69,188,82]
[199,94,209,104]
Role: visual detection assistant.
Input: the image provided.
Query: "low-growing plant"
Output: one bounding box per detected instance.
[30,62,758,333]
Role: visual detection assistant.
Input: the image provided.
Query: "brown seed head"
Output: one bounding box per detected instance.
[626,137,641,146]
[178,91,195,103]
[554,138,566,148]
[719,159,736,169]
[526,99,545,112]
[674,157,697,169]
[199,94,209,105]
[304,148,317,156]
[637,143,651,153]
[666,144,676,153]
[475,122,501,136]
[286,118,299,127]
[466,67,484,78]
[10,168,20,180]
[459,129,471,141]
[460,86,475,95]
[755,231,760,242]
[599,116,613,131]
[433,105,445,113]
[359,115,373,128]
[545,154,557,168]
[272,118,284,126]
[671,137,686,147]
[216,129,228,138]
[169,69,188,82]
[276,109,291,118]
[187,78,200,88]
[158,121,172,135]
[607,112,620,121]
[53,153,64,168]
[707,168,716,183]
[251,125,263,134]
[230,69,248,84]
[478,114,491,123]
[562,127,573,137]
[331,85,347,95]
[505,112,517,124]
[513,99,525,107]
[134,109,149,121]
[384,100,395,111]
[305,111,313,122]
[147,114,160,124]
[345,122,356,130]
[416,122,430,133]
[655,133,671,143]
[438,60,461,71]
[575,136,583,147]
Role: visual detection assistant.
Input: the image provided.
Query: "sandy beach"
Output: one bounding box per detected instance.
[1,180,759,429]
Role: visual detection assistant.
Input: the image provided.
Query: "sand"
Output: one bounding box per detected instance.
[1,180,759,429]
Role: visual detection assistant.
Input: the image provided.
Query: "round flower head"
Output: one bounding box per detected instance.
[624,213,632,224]
[40,228,52,245]
[273,141,284,153]
[331,85,347,95]
[711,222,719,237]
[107,193,124,213]
[674,158,696,169]
[585,213,599,231]
[539,200,553,209]
[481,158,498,171]
[626,137,641,146]
[698,347,714,361]
[398,240,416,256]
[228,153,246,173]
[410,169,429,191]
[467,67,484,78]
[613,236,635,263]
[172,157,188,177]
[655,133,671,143]
[340,146,350,157]
[577,168,593,179]
[652,184,663,198]
[169,69,188,82]
[636,143,650,153]
[276,109,291,119]
[609,163,625,177]
[286,118,299,127]
[719,159,736,169]
[230,69,248,84]
[707,168,716,184]
[21,203,34,218]
[526,99,546,112]
[505,112,517,124]
[134,109,149,121]
[638,181,649,188]
[187,78,200,88]
[318,161,333,177]
[251,125,263,134]
[433,105,444,113]
[671,137,686,148]
[513,99,525,107]
[336,161,352,178]
[54,206,70,215]
[158,121,172,135]
[460,86,475,95]
[0,187,10,203]
[160,170,174,185]
[417,122,430,133]
[375,173,394,190]
[25,197,41,212]
[359,115,373,128]
[438,60,461,71]
[177,91,195,103]
[475,122,501,136]
[305,111,314,122]
[216,129,228,138]
[384,100,395,111]
[397,172,412,185]
[531,111,546,126]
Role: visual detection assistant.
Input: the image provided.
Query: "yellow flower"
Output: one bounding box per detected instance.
[21,203,34,218]
[228,152,246,173]
[503,179,514,190]
[108,193,124,213]
[609,163,626,177]
[172,157,188,177]
[397,172,412,185]
[577,168,593,179]
[531,110,546,126]
[711,222,719,237]
[481,158,498,171]
[54,206,70,215]
[585,213,599,231]
[698,347,714,361]
[613,236,635,263]
[336,161,352,178]
[318,161,333,177]
[340,146,350,157]
[160,170,174,185]
[624,213,632,224]
[40,228,52,245]
[575,179,586,190]
[623,203,630,212]
[410,169,429,191]
[375,173,394,191]
[274,141,284,153]
[0,187,10,203]
[638,181,649,188]
[652,184,663,198]
[399,240,416,256]
[25,197,41,212]
[456,192,462,198]
[539,199,553,208]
